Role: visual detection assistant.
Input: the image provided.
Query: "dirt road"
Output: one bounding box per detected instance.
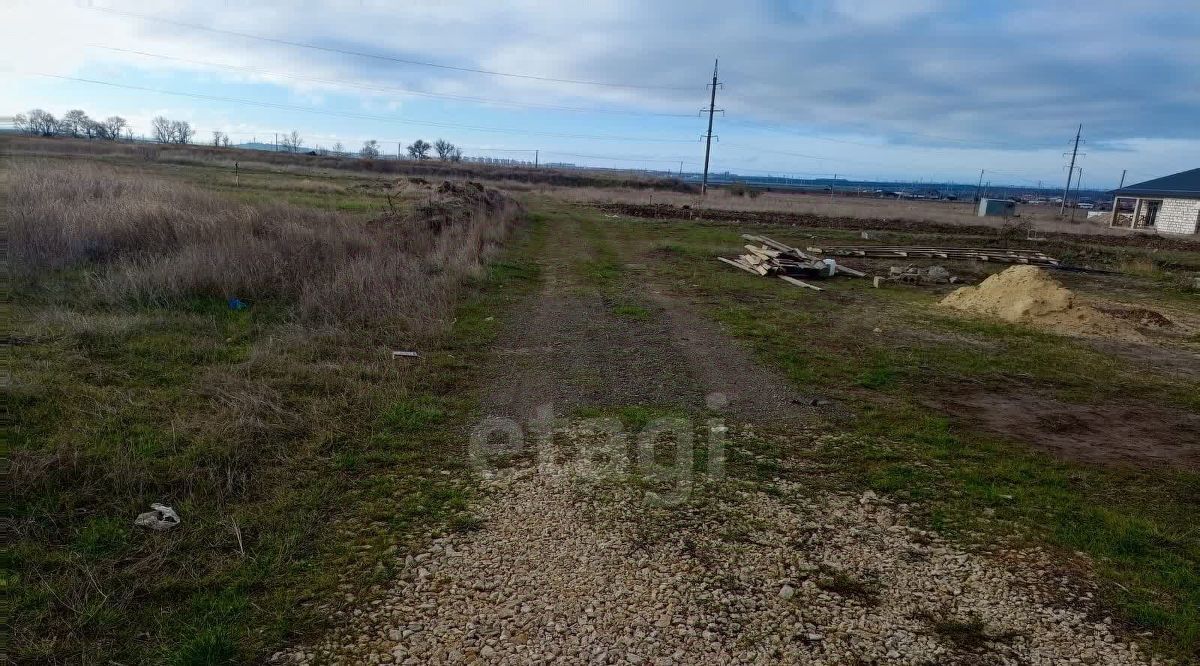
[277,209,1151,665]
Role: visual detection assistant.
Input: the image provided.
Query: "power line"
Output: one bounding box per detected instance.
[90,6,696,91]
[87,45,696,119]
[541,151,689,163]
[13,71,701,144]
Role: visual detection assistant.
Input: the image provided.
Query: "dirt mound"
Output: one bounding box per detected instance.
[940,266,1143,341]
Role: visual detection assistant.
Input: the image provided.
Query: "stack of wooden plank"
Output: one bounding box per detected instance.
[804,245,1059,266]
[718,234,866,291]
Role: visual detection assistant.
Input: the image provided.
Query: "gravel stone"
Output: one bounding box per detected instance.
[276,425,1153,665]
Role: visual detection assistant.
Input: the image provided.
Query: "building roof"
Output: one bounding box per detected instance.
[1112,168,1200,198]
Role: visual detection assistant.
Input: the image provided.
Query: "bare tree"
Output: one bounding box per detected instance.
[60,109,91,138]
[221,134,231,147]
[279,130,303,152]
[360,140,381,158]
[27,109,58,136]
[101,116,127,140]
[331,141,345,157]
[212,130,227,147]
[13,113,30,134]
[170,120,194,144]
[151,116,173,143]
[406,139,432,160]
[86,119,104,138]
[433,138,463,161]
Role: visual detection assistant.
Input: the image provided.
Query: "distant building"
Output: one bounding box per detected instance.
[1109,168,1200,235]
[977,198,1016,217]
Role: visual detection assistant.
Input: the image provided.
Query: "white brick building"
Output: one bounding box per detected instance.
[1109,168,1200,235]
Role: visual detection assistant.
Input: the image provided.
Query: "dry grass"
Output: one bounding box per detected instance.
[9,161,522,337]
[6,158,528,662]
[3,134,693,192]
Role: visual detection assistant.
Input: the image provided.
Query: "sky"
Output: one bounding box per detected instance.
[2,0,1198,188]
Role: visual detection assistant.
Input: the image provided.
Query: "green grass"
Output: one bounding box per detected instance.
[612,303,652,319]
[568,210,1200,660]
[6,175,545,664]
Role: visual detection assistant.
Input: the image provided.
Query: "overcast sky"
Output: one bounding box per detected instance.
[3,0,1198,187]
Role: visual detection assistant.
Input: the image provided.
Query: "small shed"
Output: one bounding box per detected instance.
[1109,168,1200,235]
[977,198,1016,217]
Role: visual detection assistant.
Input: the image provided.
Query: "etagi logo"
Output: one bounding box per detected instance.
[469,394,730,503]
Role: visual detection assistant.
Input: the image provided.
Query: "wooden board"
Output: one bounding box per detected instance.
[833,264,867,277]
[718,256,760,275]
[779,275,824,291]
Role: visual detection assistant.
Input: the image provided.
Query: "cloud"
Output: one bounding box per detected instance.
[3,0,1197,183]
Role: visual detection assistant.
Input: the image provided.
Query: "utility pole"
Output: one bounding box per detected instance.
[700,58,722,195]
[974,169,985,203]
[831,174,836,200]
[1070,167,1083,222]
[679,161,684,179]
[274,132,278,153]
[535,150,539,168]
[1060,123,1082,215]
[1118,169,1127,189]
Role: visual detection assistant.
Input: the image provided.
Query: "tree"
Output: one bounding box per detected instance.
[170,120,194,144]
[212,130,227,147]
[280,130,303,152]
[359,140,381,159]
[13,113,30,134]
[27,109,58,136]
[151,116,173,143]
[85,119,105,138]
[60,109,91,137]
[331,141,345,157]
[433,138,462,161]
[101,116,127,140]
[406,139,432,160]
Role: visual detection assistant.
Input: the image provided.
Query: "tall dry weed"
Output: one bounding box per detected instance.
[9,161,523,337]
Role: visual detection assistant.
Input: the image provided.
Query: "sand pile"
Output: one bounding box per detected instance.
[940,265,1143,340]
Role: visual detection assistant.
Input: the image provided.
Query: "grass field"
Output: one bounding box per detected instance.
[539,203,1199,658]
[6,136,1198,662]
[5,150,531,663]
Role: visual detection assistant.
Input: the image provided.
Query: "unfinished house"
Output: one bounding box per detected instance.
[1109,168,1200,235]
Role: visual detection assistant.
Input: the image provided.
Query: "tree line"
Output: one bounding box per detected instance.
[13,108,466,161]
[14,109,130,140]
[349,138,462,161]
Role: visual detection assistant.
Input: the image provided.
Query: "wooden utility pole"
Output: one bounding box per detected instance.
[1060,124,1082,215]
[974,169,985,203]
[700,59,722,195]
[535,150,539,168]
[1118,169,1127,188]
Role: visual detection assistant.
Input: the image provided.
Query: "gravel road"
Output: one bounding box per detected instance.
[276,425,1151,665]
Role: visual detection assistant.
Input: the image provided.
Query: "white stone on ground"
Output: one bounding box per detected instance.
[275,426,1152,665]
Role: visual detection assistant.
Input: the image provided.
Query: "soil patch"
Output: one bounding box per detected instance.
[935,391,1200,469]
[642,286,822,421]
[476,288,708,422]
